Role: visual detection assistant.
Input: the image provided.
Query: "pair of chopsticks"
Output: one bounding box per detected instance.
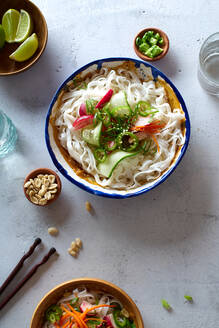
[0,238,56,310]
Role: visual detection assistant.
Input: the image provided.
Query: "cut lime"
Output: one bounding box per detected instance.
[2,9,20,43]
[0,24,5,48]
[9,33,38,62]
[15,9,33,43]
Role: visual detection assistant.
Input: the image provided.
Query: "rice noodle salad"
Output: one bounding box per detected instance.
[43,287,136,328]
[52,63,185,190]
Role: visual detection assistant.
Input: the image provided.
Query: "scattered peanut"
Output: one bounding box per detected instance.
[85,201,92,212]
[24,173,58,205]
[48,227,59,236]
[68,238,83,258]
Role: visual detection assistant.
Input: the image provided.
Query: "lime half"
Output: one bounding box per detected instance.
[15,9,33,43]
[0,24,5,48]
[9,33,38,62]
[2,9,20,43]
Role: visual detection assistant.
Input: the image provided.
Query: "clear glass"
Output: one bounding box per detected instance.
[0,110,17,158]
[198,32,219,95]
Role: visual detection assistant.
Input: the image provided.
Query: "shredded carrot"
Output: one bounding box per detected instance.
[151,135,160,152]
[59,313,70,326]
[54,324,60,328]
[131,120,165,134]
[61,306,83,328]
[62,321,71,328]
[67,303,88,328]
[80,304,115,319]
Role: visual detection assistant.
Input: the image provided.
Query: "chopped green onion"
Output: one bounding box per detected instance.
[135,101,158,117]
[145,45,163,58]
[139,42,150,54]
[142,30,154,42]
[161,299,171,311]
[79,82,87,89]
[159,37,164,45]
[46,305,62,323]
[94,148,107,163]
[117,131,139,152]
[154,32,160,40]
[149,37,158,46]
[184,295,193,303]
[136,37,142,46]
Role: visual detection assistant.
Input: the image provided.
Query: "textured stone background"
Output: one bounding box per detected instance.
[1,0,219,327]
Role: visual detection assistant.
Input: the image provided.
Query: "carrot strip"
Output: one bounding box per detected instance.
[67,303,88,328]
[151,135,160,153]
[62,321,71,328]
[80,304,115,319]
[54,324,60,328]
[61,306,83,328]
[59,313,70,326]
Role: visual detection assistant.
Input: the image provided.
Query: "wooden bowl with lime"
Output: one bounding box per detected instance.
[0,0,47,76]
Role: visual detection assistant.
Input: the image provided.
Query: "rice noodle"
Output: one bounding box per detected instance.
[53,66,185,190]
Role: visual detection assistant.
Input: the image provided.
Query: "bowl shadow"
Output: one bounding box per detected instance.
[0,45,61,110]
[93,142,213,247]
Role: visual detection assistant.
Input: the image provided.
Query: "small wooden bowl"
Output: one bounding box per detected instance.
[134,27,169,62]
[30,278,144,328]
[23,168,61,206]
[0,0,48,76]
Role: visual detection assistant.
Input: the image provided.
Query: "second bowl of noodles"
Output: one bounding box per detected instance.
[45,58,190,198]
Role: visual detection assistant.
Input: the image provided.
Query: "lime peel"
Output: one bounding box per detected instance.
[9,33,38,62]
[2,9,20,43]
[15,9,33,43]
[0,24,6,48]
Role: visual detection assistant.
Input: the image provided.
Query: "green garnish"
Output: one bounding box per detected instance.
[145,45,163,58]
[136,30,164,58]
[161,299,172,311]
[94,148,107,163]
[184,295,193,303]
[117,131,139,152]
[70,297,79,306]
[86,99,98,114]
[135,101,158,117]
[46,305,62,323]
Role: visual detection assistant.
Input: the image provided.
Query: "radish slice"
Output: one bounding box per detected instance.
[104,314,117,328]
[96,89,113,109]
[73,115,94,130]
[80,301,95,313]
[79,103,87,116]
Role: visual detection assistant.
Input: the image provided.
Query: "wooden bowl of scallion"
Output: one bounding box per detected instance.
[134,27,169,61]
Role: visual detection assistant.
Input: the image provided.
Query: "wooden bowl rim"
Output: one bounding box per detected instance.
[30,278,144,328]
[133,27,169,62]
[0,0,48,76]
[23,168,61,206]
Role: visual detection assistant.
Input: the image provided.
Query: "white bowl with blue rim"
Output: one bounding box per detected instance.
[45,57,190,199]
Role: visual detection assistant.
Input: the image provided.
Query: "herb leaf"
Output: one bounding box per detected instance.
[161,299,172,311]
[184,295,193,303]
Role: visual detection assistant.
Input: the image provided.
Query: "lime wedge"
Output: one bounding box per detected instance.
[0,24,5,48]
[15,9,33,43]
[9,33,38,62]
[2,9,20,43]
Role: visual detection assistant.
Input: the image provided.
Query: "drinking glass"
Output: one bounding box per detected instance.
[198,32,219,95]
[0,110,17,158]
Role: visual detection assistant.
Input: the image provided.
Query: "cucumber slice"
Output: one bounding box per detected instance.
[110,91,131,109]
[111,105,131,118]
[98,150,139,178]
[82,121,102,146]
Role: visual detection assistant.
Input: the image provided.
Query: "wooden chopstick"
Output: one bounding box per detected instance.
[0,247,56,311]
[0,238,42,295]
